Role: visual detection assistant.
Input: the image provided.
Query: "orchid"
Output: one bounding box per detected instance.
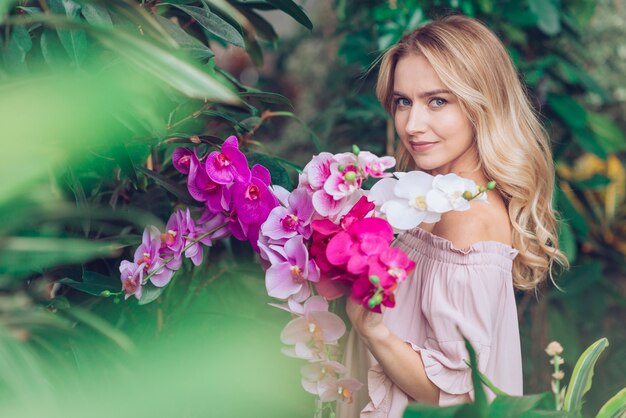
[265,236,320,302]
[119,260,144,300]
[261,188,314,241]
[205,135,251,184]
[134,226,174,287]
[187,156,231,213]
[357,151,395,178]
[317,377,363,403]
[301,360,348,395]
[280,296,346,355]
[426,173,478,213]
[232,164,279,226]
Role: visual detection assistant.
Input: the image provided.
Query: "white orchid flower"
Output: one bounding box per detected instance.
[426,173,478,213]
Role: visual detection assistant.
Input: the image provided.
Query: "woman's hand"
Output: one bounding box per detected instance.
[346,297,390,343]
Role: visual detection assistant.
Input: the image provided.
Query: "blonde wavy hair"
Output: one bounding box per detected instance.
[376,15,569,290]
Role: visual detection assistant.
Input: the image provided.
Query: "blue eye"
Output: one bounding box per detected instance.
[395,97,411,107]
[429,98,447,108]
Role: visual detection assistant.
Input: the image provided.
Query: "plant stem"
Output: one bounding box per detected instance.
[553,354,561,410]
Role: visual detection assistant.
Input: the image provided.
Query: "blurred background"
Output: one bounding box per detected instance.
[0,0,624,416]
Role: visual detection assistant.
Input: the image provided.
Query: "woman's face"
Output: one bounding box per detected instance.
[393,54,476,175]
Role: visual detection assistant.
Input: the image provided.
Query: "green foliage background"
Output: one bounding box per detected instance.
[0,0,624,416]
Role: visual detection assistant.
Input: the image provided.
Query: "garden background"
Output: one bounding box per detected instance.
[0,0,624,417]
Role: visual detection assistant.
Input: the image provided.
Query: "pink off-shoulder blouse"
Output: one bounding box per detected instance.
[336,227,523,418]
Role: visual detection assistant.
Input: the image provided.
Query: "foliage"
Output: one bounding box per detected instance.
[403,338,625,418]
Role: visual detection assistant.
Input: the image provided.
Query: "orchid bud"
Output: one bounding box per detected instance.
[344,171,357,181]
[352,144,361,155]
[338,164,346,172]
[479,186,486,193]
[100,290,112,297]
[462,191,473,200]
[487,180,497,190]
[369,275,380,285]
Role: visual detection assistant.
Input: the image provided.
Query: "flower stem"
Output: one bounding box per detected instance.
[553,354,561,410]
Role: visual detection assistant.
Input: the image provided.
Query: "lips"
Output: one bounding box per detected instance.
[408,141,438,152]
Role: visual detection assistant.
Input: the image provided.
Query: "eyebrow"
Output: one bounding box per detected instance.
[392,89,453,98]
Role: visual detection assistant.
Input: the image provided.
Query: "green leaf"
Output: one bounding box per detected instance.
[59,270,120,296]
[63,307,134,352]
[563,337,609,414]
[247,152,293,191]
[573,128,607,159]
[552,260,603,298]
[557,220,577,263]
[265,0,312,30]
[587,112,626,153]
[403,403,464,417]
[238,8,278,43]
[0,0,17,23]
[488,393,552,417]
[547,95,587,130]
[137,166,197,206]
[571,174,611,190]
[170,3,245,48]
[465,338,489,416]
[48,0,88,68]
[80,2,113,26]
[138,282,166,305]
[40,29,69,72]
[4,24,32,73]
[596,386,626,418]
[154,14,214,60]
[239,90,293,108]
[528,0,561,36]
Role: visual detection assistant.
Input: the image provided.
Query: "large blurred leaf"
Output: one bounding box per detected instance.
[154,14,214,61]
[596,387,626,418]
[587,112,626,153]
[59,271,120,297]
[0,1,18,23]
[528,0,561,35]
[0,237,119,275]
[547,94,586,130]
[4,25,32,73]
[488,393,552,417]
[80,3,113,26]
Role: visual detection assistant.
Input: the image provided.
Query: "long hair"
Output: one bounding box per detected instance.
[376,15,568,290]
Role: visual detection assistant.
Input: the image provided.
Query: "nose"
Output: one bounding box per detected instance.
[405,104,427,136]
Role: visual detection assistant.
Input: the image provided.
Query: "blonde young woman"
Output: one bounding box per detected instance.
[337,15,568,418]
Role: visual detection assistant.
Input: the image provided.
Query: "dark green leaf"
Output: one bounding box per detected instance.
[80,3,113,26]
[552,260,603,298]
[465,338,489,416]
[573,128,607,159]
[572,174,611,190]
[489,393,552,417]
[587,112,626,153]
[155,14,214,60]
[403,403,464,417]
[40,29,69,72]
[138,282,166,305]
[48,0,88,68]
[137,166,197,206]
[547,95,586,130]
[238,8,278,42]
[59,271,120,296]
[4,25,32,73]
[265,0,312,30]
[555,187,589,238]
[558,220,577,263]
[528,0,561,35]
[239,90,292,108]
[247,152,293,191]
[171,3,245,48]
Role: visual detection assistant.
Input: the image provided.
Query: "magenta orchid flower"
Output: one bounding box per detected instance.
[280,296,346,356]
[134,226,174,287]
[261,188,314,241]
[326,217,394,275]
[172,147,194,174]
[232,164,279,226]
[265,236,320,302]
[205,136,251,185]
[119,260,144,300]
[187,156,231,213]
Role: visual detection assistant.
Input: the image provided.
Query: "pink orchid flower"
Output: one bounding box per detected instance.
[134,226,174,287]
[205,135,251,185]
[119,260,144,300]
[317,377,363,403]
[280,296,346,356]
[325,217,394,275]
[265,236,320,302]
[261,188,314,241]
[301,360,348,395]
[299,152,334,190]
[357,151,395,178]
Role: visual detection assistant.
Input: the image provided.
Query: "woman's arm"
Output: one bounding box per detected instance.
[346,298,440,405]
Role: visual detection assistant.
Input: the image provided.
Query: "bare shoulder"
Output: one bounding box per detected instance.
[430,191,512,250]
